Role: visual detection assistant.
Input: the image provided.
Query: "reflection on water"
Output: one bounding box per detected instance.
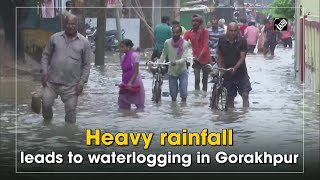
[0,48,319,172]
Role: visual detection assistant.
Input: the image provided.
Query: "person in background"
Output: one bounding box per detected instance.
[118,39,145,110]
[218,18,228,33]
[62,1,74,17]
[217,22,252,108]
[171,20,187,36]
[257,19,267,54]
[41,15,92,123]
[208,15,225,63]
[184,14,211,93]
[281,22,292,48]
[41,0,55,18]
[244,21,259,54]
[239,18,248,37]
[263,18,281,58]
[151,16,172,62]
[159,26,189,102]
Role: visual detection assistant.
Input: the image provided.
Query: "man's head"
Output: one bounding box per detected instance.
[66,1,74,11]
[211,15,219,27]
[171,20,180,27]
[240,18,247,24]
[64,15,78,37]
[268,18,274,24]
[219,18,225,25]
[227,22,239,40]
[191,14,203,30]
[161,16,170,25]
[248,21,255,26]
[172,26,182,41]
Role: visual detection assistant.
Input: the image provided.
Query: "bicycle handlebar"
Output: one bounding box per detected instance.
[212,67,232,72]
[147,61,170,66]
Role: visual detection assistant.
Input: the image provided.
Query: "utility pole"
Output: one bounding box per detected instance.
[95,0,106,65]
[115,6,122,58]
[152,0,161,29]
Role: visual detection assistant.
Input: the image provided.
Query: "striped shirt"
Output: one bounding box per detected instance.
[208,26,225,49]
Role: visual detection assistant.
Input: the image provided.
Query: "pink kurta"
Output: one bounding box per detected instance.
[118,51,145,109]
[244,25,260,45]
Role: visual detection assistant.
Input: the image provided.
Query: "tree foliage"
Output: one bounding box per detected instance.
[267,0,295,20]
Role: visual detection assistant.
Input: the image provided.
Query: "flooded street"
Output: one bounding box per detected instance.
[0,47,319,174]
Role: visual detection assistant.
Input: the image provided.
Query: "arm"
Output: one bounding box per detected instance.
[79,40,92,86]
[128,63,139,86]
[183,30,192,47]
[159,41,168,63]
[40,36,54,87]
[244,28,248,38]
[216,49,224,68]
[41,36,54,75]
[183,30,189,41]
[198,29,209,61]
[233,40,247,72]
[128,53,140,85]
[216,38,224,68]
[233,51,246,71]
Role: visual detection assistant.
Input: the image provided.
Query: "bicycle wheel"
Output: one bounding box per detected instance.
[154,81,161,103]
[216,87,228,111]
[209,84,217,109]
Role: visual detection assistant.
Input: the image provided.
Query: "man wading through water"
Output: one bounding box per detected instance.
[184,14,211,93]
[159,26,189,102]
[41,15,92,123]
[217,22,252,108]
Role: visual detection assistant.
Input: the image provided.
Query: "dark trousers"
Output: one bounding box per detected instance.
[282,37,292,48]
[247,45,256,53]
[192,61,209,92]
[151,49,162,61]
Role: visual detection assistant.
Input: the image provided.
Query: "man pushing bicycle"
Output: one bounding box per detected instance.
[159,25,189,102]
[216,22,252,108]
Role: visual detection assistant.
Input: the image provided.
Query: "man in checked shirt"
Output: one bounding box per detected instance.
[41,15,92,123]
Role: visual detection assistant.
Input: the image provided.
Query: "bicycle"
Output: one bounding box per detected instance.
[147,61,170,103]
[203,64,231,111]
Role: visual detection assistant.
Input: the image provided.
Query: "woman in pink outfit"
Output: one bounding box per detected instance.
[118,39,145,110]
[244,21,259,54]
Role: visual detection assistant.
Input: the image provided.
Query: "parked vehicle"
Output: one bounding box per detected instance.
[85,28,125,52]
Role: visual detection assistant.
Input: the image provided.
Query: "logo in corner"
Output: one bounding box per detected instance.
[273,18,288,32]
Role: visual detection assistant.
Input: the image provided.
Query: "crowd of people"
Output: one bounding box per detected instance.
[39,13,293,123]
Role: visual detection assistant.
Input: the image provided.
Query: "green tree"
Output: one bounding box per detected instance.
[266,0,295,20]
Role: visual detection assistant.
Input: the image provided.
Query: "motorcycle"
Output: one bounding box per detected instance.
[85,27,97,50]
[85,28,125,52]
